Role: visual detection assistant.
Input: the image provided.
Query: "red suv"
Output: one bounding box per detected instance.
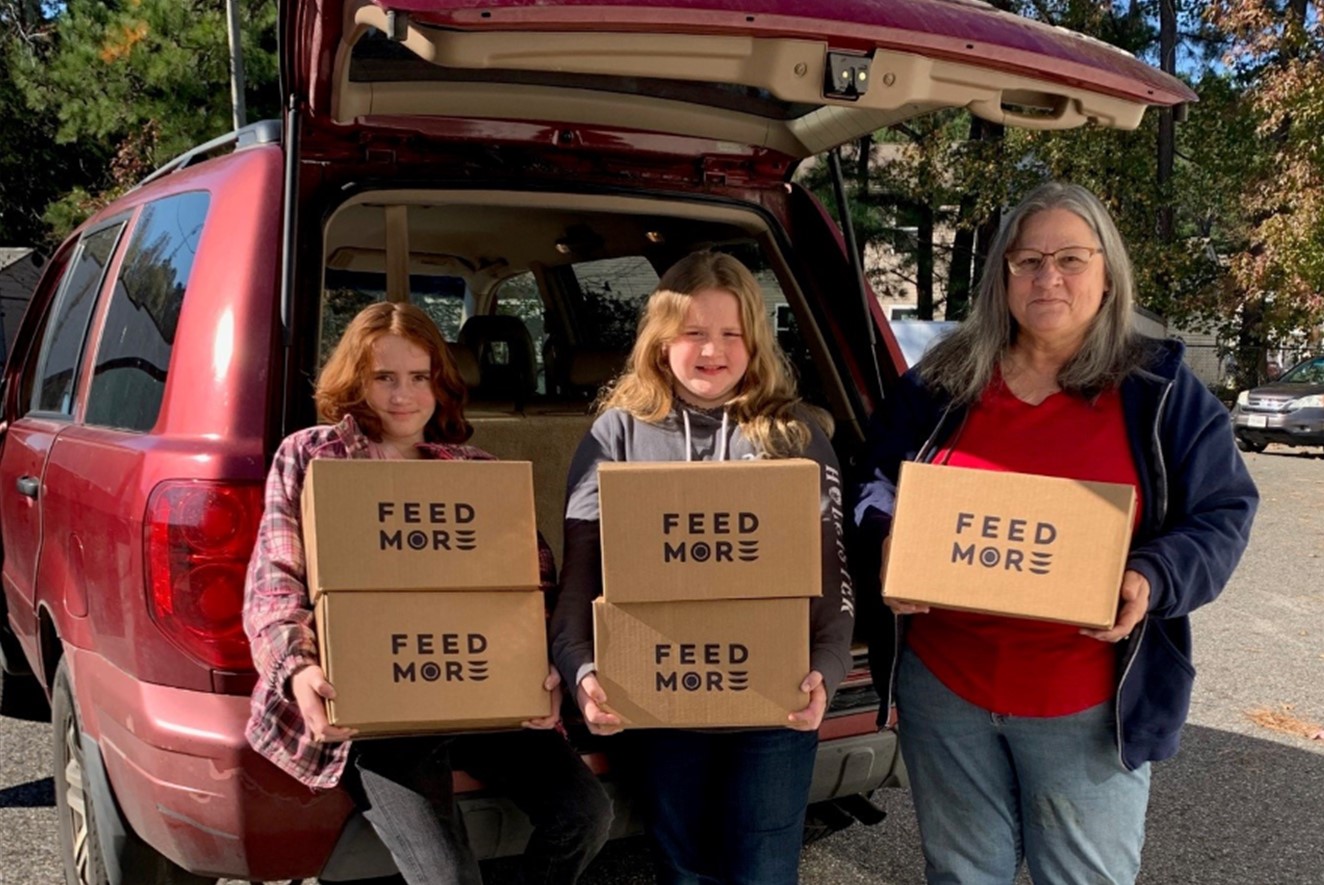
[0,1,1192,881]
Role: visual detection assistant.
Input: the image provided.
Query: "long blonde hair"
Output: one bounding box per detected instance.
[599,251,812,457]
[316,302,472,443]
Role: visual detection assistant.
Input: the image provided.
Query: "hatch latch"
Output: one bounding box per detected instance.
[824,52,871,101]
[385,10,409,42]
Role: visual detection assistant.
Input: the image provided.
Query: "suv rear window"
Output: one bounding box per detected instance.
[314,195,829,416]
[85,192,209,432]
[321,270,468,365]
[571,255,658,353]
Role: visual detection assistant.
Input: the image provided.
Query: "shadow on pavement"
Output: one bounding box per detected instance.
[1139,724,1324,883]
[0,776,54,809]
[11,723,1311,883]
[493,722,1324,884]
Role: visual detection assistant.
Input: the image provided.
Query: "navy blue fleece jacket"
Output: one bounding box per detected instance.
[853,338,1258,769]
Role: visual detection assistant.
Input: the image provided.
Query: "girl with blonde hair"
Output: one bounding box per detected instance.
[551,251,854,884]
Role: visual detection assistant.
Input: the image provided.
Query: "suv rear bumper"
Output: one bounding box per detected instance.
[810,713,904,801]
[70,647,901,879]
[67,646,352,881]
[1232,407,1324,447]
[325,710,902,879]
[460,710,902,854]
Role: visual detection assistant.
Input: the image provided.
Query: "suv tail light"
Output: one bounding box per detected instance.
[146,481,264,671]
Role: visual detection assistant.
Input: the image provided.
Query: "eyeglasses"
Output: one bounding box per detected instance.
[1005,246,1103,277]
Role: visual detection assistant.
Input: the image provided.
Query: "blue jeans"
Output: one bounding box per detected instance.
[896,648,1151,885]
[345,730,612,885]
[637,728,818,885]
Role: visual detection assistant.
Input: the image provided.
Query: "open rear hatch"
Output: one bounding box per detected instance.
[284,0,1196,168]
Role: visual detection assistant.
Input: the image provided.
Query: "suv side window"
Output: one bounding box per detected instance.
[31,222,126,416]
[493,257,656,398]
[573,255,657,352]
[492,272,547,394]
[320,270,468,366]
[84,192,209,432]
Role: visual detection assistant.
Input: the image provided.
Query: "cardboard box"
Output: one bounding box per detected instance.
[301,459,540,597]
[317,590,550,734]
[598,460,822,603]
[882,462,1136,629]
[592,597,809,728]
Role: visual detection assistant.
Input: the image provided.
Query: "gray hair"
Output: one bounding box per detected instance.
[919,181,1148,404]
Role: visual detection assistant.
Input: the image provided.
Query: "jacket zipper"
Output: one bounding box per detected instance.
[1113,377,1172,770]
[884,404,961,714]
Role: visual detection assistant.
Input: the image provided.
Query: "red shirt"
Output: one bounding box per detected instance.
[906,377,1141,717]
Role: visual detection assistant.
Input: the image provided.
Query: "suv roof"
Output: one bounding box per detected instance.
[286,0,1196,162]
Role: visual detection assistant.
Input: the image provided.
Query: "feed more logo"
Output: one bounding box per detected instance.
[653,642,751,693]
[951,511,1056,575]
[375,500,477,552]
[389,632,491,683]
[659,511,760,564]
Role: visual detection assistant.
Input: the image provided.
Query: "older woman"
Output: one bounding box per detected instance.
[854,182,1257,884]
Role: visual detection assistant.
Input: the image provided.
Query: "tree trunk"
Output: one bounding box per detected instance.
[855,134,873,266]
[1156,0,1176,243]
[916,202,935,320]
[970,120,1006,304]
[973,207,1002,302]
[947,219,975,321]
[946,116,987,321]
[1235,294,1266,391]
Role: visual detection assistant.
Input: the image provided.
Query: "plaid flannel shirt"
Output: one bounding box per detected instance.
[243,415,556,789]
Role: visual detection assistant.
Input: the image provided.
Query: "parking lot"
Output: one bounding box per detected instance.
[3,446,1322,884]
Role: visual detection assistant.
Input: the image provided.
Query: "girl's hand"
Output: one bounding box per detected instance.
[523,667,564,730]
[290,665,357,744]
[576,673,624,736]
[1081,569,1150,643]
[788,670,827,731]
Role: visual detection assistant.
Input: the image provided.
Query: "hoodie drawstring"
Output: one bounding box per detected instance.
[681,407,731,462]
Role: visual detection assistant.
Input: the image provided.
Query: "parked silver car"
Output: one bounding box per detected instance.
[1231,356,1324,452]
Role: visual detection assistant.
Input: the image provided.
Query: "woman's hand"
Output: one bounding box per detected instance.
[576,673,624,736]
[880,536,929,615]
[523,667,564,730]
[1081,569,1150,643]
[788,670,828,731]
[290,665,357,744]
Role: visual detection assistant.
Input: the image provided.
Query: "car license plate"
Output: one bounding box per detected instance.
[1247,415,1268,428]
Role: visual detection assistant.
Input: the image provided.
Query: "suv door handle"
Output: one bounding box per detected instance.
[16,476,39,498]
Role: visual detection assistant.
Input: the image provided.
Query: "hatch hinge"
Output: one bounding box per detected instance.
[824,51,871,101]
[385,10,409,42]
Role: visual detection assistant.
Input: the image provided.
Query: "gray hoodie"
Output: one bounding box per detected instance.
[550,401,856,703]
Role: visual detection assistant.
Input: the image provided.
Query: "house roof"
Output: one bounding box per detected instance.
[0,248,35,273]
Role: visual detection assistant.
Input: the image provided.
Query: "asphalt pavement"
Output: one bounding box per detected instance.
[2,446,1321,885]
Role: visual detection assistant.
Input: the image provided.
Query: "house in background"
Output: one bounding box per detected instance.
[0,248,42,365]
